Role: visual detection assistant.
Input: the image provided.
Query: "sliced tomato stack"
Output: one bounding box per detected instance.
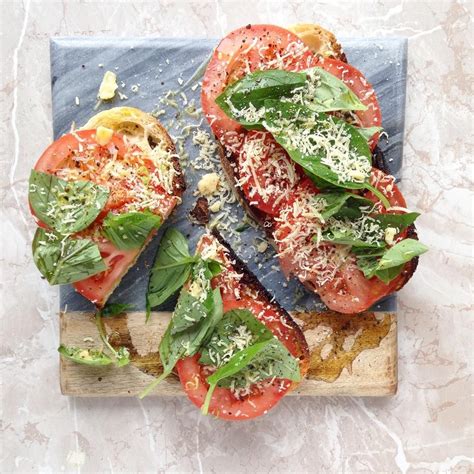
[201,24,415,314]
[32,129,178,306]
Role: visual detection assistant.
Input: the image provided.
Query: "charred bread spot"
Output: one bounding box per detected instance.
[190,197,210,224]
[372,146,390,174]
[210,228,310,376]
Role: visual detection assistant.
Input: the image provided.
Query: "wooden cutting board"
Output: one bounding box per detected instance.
[51,36,406,397]
[60,310,397,396]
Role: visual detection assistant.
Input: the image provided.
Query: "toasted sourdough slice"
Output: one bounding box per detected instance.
[288,23,347,61]
[218,143,419,313]
[171,230,309,420]
[70,107,185,306]
[196,230,310,383]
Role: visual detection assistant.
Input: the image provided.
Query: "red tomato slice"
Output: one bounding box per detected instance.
[31,129,176,307]
[202,24,315,151]
[237,131,299,215]
[315,57,382,149]
[176,297,299,421]
[73,240,140,306]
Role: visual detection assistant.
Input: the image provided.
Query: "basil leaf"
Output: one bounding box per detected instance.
[216,70,306,127]
[58,345,113,366]
[217,339,300,389]
[32,228,106,285]
[314,192,374,221]
[356,238,428,283]
[101,303,134,317]
[377,238,428,270]
[322,228,385,248]
[29,170,109,234]
[146,228,196,315]
[169,292,208,335]
[199,309,300,414]
[357,126,383,142]
[201,339,272,414]
[199,308,273,366]
[373,212,420,230]
[264,101,372,190]
[300,67,367,113]
[102,211,161,250]
[139,288,223,398]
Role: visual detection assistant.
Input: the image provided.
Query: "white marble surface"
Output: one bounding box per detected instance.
[1,0,473,472]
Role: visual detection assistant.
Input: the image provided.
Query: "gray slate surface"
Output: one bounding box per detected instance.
[50,36,407,313]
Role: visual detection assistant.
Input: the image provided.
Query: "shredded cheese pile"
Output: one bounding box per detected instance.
[236,131,298,208]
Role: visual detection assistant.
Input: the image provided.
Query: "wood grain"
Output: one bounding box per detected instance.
[60,311,397,397]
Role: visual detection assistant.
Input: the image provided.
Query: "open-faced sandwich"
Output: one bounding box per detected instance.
[29,107,185,307]
[142,228,309,420]
[201,24,428,313]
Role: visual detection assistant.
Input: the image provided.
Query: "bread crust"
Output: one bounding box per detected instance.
[288,23,347,62]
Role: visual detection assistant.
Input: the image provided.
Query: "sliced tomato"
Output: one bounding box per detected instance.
[237,131,299,215]
[73,240,140,307]
[317,262,404,314]
[176,297,302,421]
[202,24,315,151]
[315,57,382,149]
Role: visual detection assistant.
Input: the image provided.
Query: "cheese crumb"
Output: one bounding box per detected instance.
[98,71,118,100]
[197,173,220,196]
[95,126,114,146]
[256,241,268,253]
[384,227,397,245]
[74,96,80,106]
[209,201,221,213]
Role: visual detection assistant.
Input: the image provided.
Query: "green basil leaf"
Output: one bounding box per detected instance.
[199,309,273,366]
[300,67,367,112]
[58,344,113,366]
[146,228,196,314]
[357,126,384,142]
[322,228,385,248]
[170,292,208,335]
[217,339,300,388]
[29,170,109,234]
[101,303,134,317]
[314,192,374,221]
[215,70,306,126]
[32,228,106,285]
[373,212,420,230]
[201,339,272,414]
[139,288,223,398]
[263,101,372,190]
[373,264,406,284]
[356,238,428,283]
[101,211,161,250]
[115,346,131,367]
[377,238,428,270]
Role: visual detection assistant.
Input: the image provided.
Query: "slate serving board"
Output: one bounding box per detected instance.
[50,36,407,397]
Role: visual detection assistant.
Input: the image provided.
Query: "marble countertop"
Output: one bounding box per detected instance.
[2,1,472,472]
